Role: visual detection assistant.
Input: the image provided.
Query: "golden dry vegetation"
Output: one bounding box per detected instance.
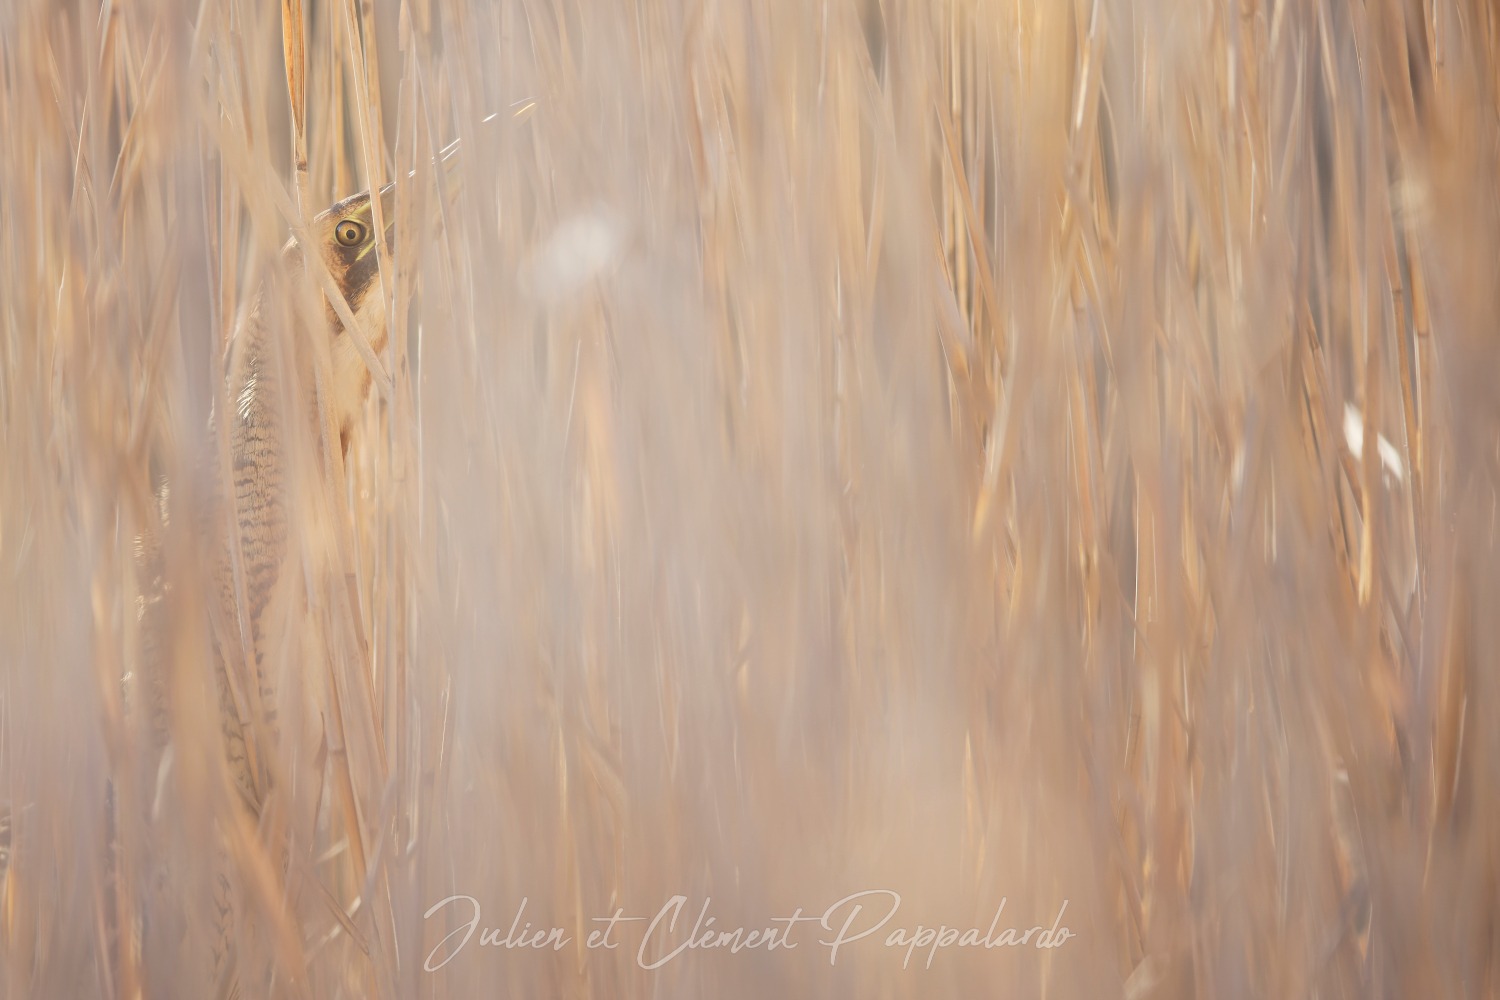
[2,0,1499,997]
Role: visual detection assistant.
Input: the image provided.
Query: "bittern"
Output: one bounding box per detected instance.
[202,138,466,998]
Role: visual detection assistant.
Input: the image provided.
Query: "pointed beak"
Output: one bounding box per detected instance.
[374,105,525,237]
[370,137,464,252]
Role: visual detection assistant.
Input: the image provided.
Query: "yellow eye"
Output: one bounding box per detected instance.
[335,219,365,247]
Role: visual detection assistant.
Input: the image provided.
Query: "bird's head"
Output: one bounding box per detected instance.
[305,136,464,349]
[308,186,398,348]
[287,140,464,449]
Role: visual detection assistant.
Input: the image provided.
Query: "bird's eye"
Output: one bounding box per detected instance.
[335,219,365,247]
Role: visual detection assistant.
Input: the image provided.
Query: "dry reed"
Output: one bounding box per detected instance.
[2,0,1499,997]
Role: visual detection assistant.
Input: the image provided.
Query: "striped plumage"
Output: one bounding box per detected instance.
[119,134,466,998]
[208,185,398,999]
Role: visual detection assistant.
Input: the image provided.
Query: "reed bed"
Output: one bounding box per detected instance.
[2,0,1498,996]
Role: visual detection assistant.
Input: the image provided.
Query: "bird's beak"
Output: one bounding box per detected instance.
[374,142,461,246]
[374,106,520,241]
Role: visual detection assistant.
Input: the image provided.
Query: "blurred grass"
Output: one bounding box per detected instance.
[2,0,1500,997]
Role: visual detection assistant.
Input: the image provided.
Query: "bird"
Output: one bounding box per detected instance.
[118,105,520,996]
[119,106,524,997]
[200,138,466,999]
